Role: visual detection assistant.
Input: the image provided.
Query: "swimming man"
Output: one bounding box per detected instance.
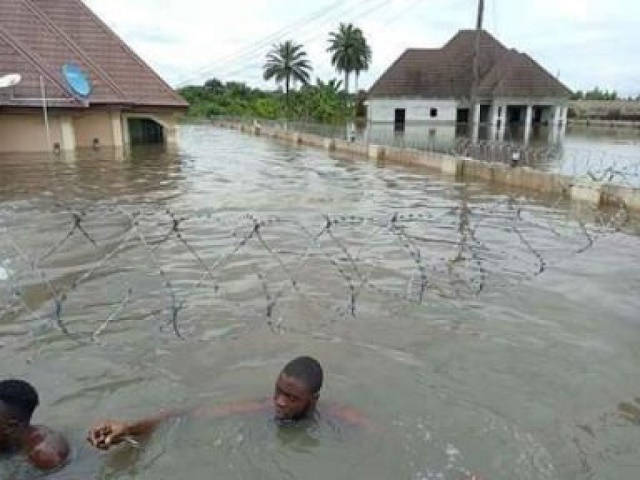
[87,356,367,449]
[0,379,69,471]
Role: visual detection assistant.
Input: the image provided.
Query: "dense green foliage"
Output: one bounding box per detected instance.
[178,24,371,123]
[178,77,359,124]
[571,87,619,101]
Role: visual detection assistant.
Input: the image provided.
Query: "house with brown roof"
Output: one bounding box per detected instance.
[368,30,572,143]
[0,0,188,153]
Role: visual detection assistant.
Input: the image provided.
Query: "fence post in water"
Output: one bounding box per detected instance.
[441,157,464,178]
[601,184,640,210]
[324,138,336,152]
[571,182,603,206]
[368,144,385,161]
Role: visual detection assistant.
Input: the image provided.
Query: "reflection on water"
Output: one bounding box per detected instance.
[361,122,640,185]
[0,145,183,201]
[1,125,640,479]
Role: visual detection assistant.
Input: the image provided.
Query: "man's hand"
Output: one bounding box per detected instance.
[87,420,129,450]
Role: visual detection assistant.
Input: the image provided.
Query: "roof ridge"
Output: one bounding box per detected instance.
[71,0,186,104]
[22,0,128,101]
[0,24,81,105]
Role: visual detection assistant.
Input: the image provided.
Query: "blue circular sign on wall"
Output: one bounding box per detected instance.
[62,63,92,98]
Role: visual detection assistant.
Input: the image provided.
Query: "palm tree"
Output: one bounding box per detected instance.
[263,40,312,118]
[353,32,372,94]
[327,23,372,98]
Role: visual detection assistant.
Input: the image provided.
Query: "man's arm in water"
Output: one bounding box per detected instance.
[24,425,70,471]
[326,403,373,429]
[87,408,182,450]
[87,400,270,450]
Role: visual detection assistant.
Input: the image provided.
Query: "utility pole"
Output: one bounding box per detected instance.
[470,0,485,143]
[472,0,485,93]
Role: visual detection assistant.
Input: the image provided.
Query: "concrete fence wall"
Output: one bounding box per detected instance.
[214,120,640,212]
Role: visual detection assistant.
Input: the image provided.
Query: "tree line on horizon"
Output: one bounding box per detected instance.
[570,87,640,102]
[177,24,640,123]
[178,23,371,124]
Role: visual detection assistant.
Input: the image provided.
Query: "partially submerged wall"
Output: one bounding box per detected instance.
[215,120,640,212]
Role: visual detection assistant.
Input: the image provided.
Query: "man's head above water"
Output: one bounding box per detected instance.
[0,379,39,449]
[273,356,324,421]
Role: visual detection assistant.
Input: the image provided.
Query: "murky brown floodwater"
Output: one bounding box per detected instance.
[1,125,640,480]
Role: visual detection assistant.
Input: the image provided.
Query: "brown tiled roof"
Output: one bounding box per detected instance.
[0,0,187,109]
[369,30,572,100]
[0,24,80,108]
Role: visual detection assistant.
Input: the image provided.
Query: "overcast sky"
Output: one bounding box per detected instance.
[83,0,639,96]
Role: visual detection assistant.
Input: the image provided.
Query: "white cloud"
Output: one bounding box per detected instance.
[83,0,640,96]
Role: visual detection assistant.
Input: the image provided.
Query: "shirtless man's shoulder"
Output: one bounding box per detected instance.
[24,425,70,471]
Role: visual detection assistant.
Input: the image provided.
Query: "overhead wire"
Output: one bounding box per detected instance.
[173,0,345,85]
[206,0,394,85]
[175,0,380,86]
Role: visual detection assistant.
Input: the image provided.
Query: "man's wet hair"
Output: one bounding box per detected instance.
[0,379,39,423]
[281,356,324,394]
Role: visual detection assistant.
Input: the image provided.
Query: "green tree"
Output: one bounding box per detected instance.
[263,40,312,118]
[204,78,224,94]
[327,23,372,97]
[178,75,355,123]
[571,90,584,100]
[353,33,371,94]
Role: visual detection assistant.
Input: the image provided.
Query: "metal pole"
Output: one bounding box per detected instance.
[470,0,485,144]
[40,75,52,150]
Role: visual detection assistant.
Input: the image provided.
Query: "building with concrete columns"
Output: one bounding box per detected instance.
[0,0,187,153]
[367,30,572,145]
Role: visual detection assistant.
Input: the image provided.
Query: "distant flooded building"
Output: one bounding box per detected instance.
[368,30,572,143]
[0,0,188,153]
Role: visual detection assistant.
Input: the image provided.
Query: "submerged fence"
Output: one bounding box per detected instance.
[0,195,629,343]
[212,117,640,189]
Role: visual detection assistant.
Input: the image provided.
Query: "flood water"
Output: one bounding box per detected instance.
[1,125,640,479]
[289,120,640,186]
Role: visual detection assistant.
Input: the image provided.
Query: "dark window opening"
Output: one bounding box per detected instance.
[430,108,438,118]
[507,106,524,124]
[479,105,491,123]
[394,108,406,132]
[128,118,164,145]
[456,108,470,124]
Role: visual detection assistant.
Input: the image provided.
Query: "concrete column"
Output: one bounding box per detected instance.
[59,116,76,151]
[560,106,568,127]
[110,111,124,148]
[121,115,130,146]
[165,123,178,147]
[551,105,561,129]
[497,104,506,141]
[489,104,500,141]
[523,105,533,145]
[471,103,481,144]
[548,123,559,144]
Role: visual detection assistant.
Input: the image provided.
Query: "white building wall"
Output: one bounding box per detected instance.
[368,123,457,151]
[368,98,458,123]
